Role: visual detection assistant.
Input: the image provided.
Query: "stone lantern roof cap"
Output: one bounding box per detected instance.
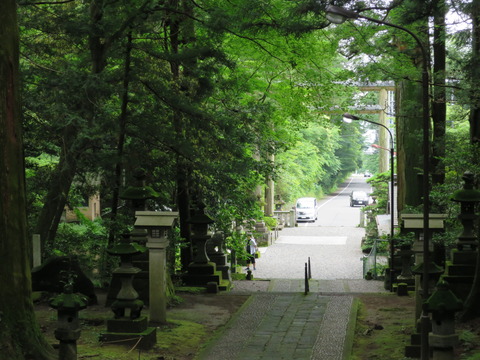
[49,285,88,311]
[120,186,160,200]
[424,280,463,313]
[411,261,444,275]
[451,171,480,202]
[134,211,179,227]
[107,241,146,256]
[451,188,480,202]
[188,203,214,225]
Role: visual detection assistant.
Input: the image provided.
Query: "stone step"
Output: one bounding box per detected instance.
[444,262,475,276]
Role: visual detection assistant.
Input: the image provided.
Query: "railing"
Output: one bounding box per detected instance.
[273,210,296,228]
[362,239,388,280]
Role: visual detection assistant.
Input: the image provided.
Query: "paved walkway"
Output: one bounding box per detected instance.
[197,279,385,360]
[197,177,386,359]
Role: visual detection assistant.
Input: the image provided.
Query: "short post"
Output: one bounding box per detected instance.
[32,234,42,268]
[308,257,312,279]
[304,263,309,295]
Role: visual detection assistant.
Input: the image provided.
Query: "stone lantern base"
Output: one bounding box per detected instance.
[183,262,231,291]
[100,316,156,350]
[442,249,476,301]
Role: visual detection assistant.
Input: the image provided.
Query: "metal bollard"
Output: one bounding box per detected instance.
[304,263,309,295]
[308,257,312,279]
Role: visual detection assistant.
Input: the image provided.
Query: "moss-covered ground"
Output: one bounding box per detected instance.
[35,287,480,359]
[351,292,480,360]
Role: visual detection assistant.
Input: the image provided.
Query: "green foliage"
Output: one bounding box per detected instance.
[45,213,112,285]
[262,216,277,231]
[428,105,480,250]
[366,172,390,214]
[169,226,187,274]
[459,330,480,358]
[225,231,249,260]
[25,154,58,229]
[275,115,356,203]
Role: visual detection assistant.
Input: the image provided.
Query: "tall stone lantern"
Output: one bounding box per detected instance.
[100,234,156,349]
[134,211,178,324]
[443,171,480,301]
[424,280,463,360]
[183,204,224,287]
[49,284,87,360]
[120,168,160,212]
[451,171,480,252]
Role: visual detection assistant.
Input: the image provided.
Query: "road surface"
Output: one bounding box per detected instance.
[254,175,372,280]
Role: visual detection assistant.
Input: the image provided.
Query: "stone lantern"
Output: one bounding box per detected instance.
[443,171,480,301]
[103,168,161,306]
[107,234,146,319]
[412,261,444,295]
[400,214,447,318]
[134,211,178,324]
[100,234,156,349]
[206,231,231,281]
[405,261,445,358]
[451,171,480,251]
[424,280,463,360]
[397,244,415,280]
[188,203,215,265]
[183,203,227,289]
[49,284,87,360]
[120,168,160,212]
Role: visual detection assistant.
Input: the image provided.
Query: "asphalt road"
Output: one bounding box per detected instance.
[254,175,372,280]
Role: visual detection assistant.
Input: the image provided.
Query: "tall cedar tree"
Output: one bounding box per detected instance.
[0,1,55,358]
[394,1,429,212]
[432,0,446,186]
[461,0,480,321]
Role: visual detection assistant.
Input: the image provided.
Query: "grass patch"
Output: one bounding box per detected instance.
[350,294,415,360]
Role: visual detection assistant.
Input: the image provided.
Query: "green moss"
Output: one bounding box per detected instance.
[174,286,206,294]
[351,296,415,360]
[74,318,208,359]
[156,319,206,352]
[231,272,246,280]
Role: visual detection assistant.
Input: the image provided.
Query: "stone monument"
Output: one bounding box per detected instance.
[134,210,178,324]
[100,234,156,350]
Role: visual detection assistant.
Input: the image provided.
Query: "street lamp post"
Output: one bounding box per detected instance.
[343,113,396,290]
[327,5,431,359]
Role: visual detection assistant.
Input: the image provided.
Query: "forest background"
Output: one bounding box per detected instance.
[2,0,480,359]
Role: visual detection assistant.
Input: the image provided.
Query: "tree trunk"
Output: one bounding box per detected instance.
[0,2,55,358]
[395,9,429,213]
[460,0,480,321]
[431,0,446,186]
[34,133,78,249]
[395,79,424,212]
[167,0,194,270]
[34,0,110,247]
[108,32,132,246]
[470,0,480,143]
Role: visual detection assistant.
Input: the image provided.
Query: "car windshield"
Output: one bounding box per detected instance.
[297,200,314,208]
[352,192,368,199]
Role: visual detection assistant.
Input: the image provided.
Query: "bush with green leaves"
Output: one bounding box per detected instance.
[45,210,113,286]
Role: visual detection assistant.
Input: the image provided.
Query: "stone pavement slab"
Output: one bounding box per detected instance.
[197,279,383,360]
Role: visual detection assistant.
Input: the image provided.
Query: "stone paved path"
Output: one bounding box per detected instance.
[198,177,386,359]
[197,279,384,360]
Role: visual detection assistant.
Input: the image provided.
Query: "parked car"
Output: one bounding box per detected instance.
[350,191,369,207]
[364,171,371,177]
[295,197,318,222]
